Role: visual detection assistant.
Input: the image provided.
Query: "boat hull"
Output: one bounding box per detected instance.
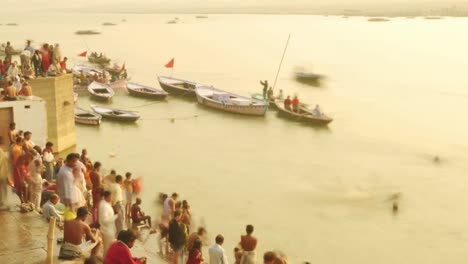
[196,90,268,116]
[128,88,168,100]
[74,107,102,126]
[157,76,196,98]
[274,101,332,125]
[90,105,140,122]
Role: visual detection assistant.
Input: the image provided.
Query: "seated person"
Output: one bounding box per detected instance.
[4,80,17,100]
[47,60,61,76]
[131,198,152,228]
[42,194,63,223]
[292,96,300,113]
[59,207,101,260]
[104,230,147,264]
[21,63,35,79]
[18,81,32,96]
[312,104,322,116]
[283,96,292,111]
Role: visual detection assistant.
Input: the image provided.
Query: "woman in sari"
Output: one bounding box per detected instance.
[41,44,50,73]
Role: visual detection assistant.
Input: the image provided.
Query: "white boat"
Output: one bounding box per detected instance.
[88,81,115,101]
[74,106,101,126]
[195,85,268,116]
[127,82,168,100]
[90,105,140,122]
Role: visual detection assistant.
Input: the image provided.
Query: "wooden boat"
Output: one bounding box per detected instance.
[294,71,323,82]
[74,106,102,126]
[90,105,140,122]
[127,82,168,100]
[196,86,268,116]
[88,55,111,65]
[251,93,278,109]
[75,30,101,35]
[274,100,333,125]
[157,76,197,98]
[88,81,115,101]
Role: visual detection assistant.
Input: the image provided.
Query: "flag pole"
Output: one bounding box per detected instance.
[272,34,291,91]
[171,67,174,77]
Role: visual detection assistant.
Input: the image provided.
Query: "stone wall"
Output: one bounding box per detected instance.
[29,74,76,152]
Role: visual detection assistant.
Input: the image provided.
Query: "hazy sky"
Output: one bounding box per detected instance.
[3,0,467,13]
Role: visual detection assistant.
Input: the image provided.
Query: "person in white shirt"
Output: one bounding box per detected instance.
[312,104,322,116]
[57,153,80,210]
[23,131,35,152]
[30,159,43,211]
[209,234,229,264]
[163,192,178,217]
[42,194,63,223]
[109,175,125,235]
[99,190,117,255]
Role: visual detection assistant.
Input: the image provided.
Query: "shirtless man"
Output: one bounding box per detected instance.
[131,197,152,227]
[60,207,100,259]
[124,172,134,218]
[239,225,258,264]
[7,122,17,145]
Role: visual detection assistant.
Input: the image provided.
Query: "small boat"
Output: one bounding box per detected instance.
[196,86,268,116]
[368,17,390,22]
[294,71,324,83]
[157,76,197,98]
[88,55,111,65]
[90,105,140,122]
[127,82,168,100]
[251,93,277,109]
[274,100,333,125]
[75,30,101,35]
[88,81,115,101]
[74,106,102,126]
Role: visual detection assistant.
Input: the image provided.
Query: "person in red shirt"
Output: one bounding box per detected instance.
[131,197,152,227]
[186,239,204,264]
[60,57,68,73]
[283,96,292,111]
[104,230,147,264]
[292,96,300,113]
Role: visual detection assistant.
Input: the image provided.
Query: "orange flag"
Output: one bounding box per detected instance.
[165,58,174,68]
[78,51,87,57]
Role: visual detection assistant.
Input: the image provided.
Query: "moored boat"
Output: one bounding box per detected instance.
[90,105,140,122]
[88,81,115,101]
[157,76,197,98]
[274,100,333,125]
[127,82,168,100]
[196,86,268,116]
[74,106,102,126]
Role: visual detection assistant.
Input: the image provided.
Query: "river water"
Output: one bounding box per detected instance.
[2,11,468,263]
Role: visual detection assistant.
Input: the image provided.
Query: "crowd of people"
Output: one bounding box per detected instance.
[0,40,71,101]
[0,122,291,264]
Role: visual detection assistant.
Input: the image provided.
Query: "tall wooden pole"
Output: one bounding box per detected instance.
[272,34,291,91]
[46,217,56,264]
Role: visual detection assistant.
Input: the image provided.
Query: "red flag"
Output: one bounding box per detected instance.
[78,51,87,57]
[165,58,174,68]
